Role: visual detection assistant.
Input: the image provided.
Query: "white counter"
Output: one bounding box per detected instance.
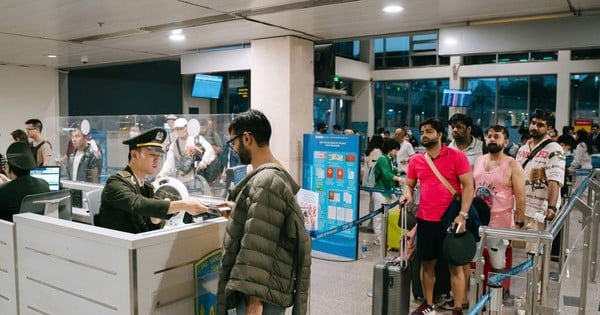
[0,220,17,315]
[13,213,227,315]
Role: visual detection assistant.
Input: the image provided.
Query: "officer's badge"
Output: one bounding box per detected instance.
[156,131,165,141]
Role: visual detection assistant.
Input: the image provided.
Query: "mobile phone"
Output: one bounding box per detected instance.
[447,222,462,234]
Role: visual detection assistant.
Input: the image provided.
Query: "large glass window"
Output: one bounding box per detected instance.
[571,74,600,121]
[466,75,557,144]
[374,79,449,134]
[374,32,445,69]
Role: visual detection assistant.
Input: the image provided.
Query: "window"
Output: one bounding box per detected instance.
[374,79,449,134]
[570,74,600,122]
[374,32,445,69]
[571,49,600,60]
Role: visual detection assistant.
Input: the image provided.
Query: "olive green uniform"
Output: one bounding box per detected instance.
[98,166,170,233]
[0,175,50,222]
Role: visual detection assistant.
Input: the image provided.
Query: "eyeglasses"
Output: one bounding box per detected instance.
[227,132,252,150]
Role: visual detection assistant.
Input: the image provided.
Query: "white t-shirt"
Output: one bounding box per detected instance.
[396,141,415,172]
[516,138,565,218]
[72,151,84,180]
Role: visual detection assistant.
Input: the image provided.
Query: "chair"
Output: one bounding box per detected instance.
[20,190,72,221]
[86,189,102,226]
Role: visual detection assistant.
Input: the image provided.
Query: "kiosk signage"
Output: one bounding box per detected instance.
[194,249,222,315]
[302,134,360,260]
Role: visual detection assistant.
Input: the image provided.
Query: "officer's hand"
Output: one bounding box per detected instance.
[185,199,209,216]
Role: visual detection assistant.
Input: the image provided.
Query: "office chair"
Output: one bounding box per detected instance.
[20,190,72,221]
[86,189,102,226]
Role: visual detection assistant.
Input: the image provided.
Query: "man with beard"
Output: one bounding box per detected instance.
[98,128,209,233]
[401,118,474,315]
[448,113,486,169]
[515,109,565,253]
[217,109,311,315]
[472,125,526,301]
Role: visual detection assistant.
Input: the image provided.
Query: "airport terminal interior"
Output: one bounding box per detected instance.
[2,1,600,314]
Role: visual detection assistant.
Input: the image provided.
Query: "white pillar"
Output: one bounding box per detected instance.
[250,36,314,180]
[555,50,571,130]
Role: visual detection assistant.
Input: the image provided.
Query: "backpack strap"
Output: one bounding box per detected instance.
[521,139,553,168]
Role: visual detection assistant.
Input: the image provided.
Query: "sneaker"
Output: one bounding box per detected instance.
[411,302,436,315]
[452,307,464,315]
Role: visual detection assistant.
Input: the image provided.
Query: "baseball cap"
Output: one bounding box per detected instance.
[173,118,187,129]
[166,114,177,121]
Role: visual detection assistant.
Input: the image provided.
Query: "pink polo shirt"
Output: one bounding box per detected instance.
[407,145,472,222]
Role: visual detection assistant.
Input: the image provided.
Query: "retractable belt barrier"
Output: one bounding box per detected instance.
[468,253,535,315]
[309,187,400,240]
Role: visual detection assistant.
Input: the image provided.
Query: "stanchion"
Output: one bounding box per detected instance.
[487,282,503,314]
[380,203,389,259]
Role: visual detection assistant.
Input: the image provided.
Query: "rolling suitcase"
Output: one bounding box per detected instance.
[372,203,410,315]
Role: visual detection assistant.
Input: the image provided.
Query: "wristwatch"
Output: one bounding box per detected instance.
[459,211,469,219]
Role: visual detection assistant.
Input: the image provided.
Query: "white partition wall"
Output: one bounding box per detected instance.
[0,220,18,315]
[13,213,227,315]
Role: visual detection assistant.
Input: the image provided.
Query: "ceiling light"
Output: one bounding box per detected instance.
[383,5,404,13]
[47,54,57,58]
[169,29,185,41]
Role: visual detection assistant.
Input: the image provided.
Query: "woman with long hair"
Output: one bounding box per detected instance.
[569,128,593,172]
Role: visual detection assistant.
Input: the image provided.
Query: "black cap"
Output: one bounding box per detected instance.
[6,142,37,170]
[442,230,477,265]
[122,127,166,153]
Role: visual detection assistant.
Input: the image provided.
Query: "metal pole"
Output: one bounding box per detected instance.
[579,224,591,315]
[487,282,503,314]
[381,203,389,259]
[526,252,536,315]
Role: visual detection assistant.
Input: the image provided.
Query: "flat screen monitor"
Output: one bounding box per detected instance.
[19,190,72,221]
[30,166,61,191]
[191,74,223,99]
[441,89,472,107]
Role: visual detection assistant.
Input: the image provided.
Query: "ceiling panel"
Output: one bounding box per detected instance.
[0,0,598,68]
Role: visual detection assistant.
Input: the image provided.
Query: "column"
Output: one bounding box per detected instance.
[250,36,314,180]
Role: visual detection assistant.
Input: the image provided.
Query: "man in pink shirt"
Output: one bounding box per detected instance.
[401,118,474,315]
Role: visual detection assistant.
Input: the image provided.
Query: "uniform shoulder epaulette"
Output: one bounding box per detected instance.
[143,181,154,189]
[117,170,132,178]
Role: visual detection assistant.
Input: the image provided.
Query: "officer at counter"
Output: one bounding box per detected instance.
[98,128,209,233]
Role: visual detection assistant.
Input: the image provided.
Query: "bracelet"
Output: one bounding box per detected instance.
[459,211,469,219]
[547,205,558,212]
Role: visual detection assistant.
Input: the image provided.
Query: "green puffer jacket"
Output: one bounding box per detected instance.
[217,163,311,315]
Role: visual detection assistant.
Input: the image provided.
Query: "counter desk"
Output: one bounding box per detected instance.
[0,220,17,315]
[13,213,227,315]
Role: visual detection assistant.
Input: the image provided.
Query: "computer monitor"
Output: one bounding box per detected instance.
[441,89,472,107]
[30,166,61,191]
[19,190,72,221]
[191,74,223,99]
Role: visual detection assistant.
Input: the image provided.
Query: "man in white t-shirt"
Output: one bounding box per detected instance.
[515,109,565,252]
[393,128,415,174]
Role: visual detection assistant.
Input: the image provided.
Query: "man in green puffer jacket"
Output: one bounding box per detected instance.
[217,109,311,315]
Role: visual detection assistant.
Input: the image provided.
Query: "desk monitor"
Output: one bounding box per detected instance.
[19,190,72,221]
[30,166,61,192]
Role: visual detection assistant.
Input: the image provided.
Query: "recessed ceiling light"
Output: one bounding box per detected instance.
[47,54,57,58]
[383,5,404,13]
[169,29,185,41]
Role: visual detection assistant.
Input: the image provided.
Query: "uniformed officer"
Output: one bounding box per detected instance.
[98,128,209,233]
[0,141,51,221]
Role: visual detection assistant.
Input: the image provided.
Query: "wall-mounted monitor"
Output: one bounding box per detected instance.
[30,166,61,191]
[441,89,472,107]
[191,74,223,99]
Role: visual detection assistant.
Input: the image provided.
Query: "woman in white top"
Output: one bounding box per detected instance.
[569,128,593,172]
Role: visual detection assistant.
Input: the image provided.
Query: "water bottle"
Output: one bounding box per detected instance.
[361,240,368,258]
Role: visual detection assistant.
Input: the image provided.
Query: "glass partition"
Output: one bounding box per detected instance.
[48,114,243,199]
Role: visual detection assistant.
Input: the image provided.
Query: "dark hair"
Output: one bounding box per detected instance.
[365,135,384,156]
[7,161,29,177]
[575,129,593,155]
[25,118,43,132]
[530,109,555,128]
[10,129,29,143]
[557,134,576,149]
[562,125,574,135]
[448,113,473,128]
[592,123,600,129]
[420,118,444,133]
[333,124,342,130]
[471,125,484,140]
[381,138,400,154]
[486,125,509,139]
[229,109,271,147]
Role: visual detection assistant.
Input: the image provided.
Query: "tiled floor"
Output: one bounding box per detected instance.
[306,191,600,314]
